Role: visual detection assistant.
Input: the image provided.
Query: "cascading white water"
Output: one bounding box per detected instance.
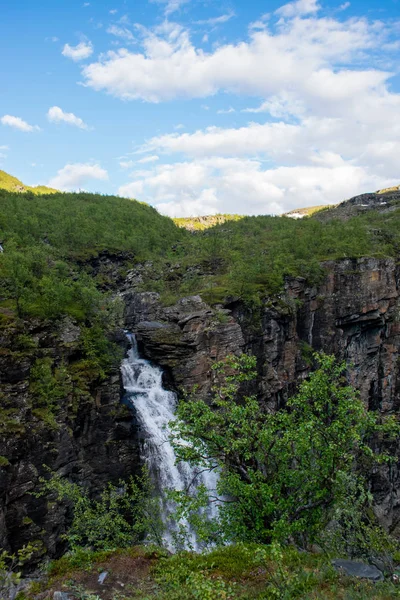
[120,332,219,550]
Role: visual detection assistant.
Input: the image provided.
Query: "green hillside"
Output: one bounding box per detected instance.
[0,186,185,322]
[1,174,400,322]
[0,169,58,195]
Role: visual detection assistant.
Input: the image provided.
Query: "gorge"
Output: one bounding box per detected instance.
[0,185,400,591]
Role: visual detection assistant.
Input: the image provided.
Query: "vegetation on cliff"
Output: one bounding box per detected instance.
[1,183,400,317]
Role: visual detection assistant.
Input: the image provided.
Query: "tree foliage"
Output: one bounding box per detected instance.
[35,469,164,550]
[171,353,398,550]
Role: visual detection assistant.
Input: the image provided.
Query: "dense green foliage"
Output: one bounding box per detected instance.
[0,188,181,258]
[0,188,183,322]
[170,353,398,553]
[35,469,163,550]
[142,202,400,305]
[1,183,400,317]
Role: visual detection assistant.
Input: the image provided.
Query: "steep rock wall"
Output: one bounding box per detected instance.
[0,321,140,561]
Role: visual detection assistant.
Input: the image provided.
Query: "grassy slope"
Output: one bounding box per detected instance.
[2,178,400,314]
[0,188,185,323]
[0,169,58,195]
[144,199,400,306]
[0,188,184,260]
[27,545,400,600]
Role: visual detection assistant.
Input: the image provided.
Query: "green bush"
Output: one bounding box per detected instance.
[170,353,399,554]
[35,469,164,551]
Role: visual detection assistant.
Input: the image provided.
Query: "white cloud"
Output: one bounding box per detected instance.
[0,145,9,150]
[120,155,159,169]
[77,5,400,216]
[118,156,396,217]
[275,0,320,18]
[339,2,350,9]
[81,15,385,102]
[110,9,118,14]
[196,12,235,27]
[151,0,190,17]
[107,25,135,41]
[1,115,40,132]
[48,163,108,190]
[47,106,89,129]
[138,155,160,163]
[120,160,135,169]
[62,41,93,61]
[217,107,235,114]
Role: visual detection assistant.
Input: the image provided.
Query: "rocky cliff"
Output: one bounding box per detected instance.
[0,320,140,563]
[1,247,400,563]
[122,256,400,535]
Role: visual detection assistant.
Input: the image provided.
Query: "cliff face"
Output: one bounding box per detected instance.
[0,321,140,562]
[122,256,400,534]
[1,253,400,561]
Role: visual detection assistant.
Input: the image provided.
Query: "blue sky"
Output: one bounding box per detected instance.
[1,0,399,216]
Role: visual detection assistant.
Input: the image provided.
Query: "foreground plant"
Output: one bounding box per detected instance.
[170,353,398,554]
[35,468,164,551]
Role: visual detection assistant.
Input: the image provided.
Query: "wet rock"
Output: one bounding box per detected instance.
[332,559,384,581]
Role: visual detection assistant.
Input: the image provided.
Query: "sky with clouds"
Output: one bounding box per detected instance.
[1,0,399,216]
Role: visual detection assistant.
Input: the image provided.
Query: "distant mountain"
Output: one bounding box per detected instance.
[174,214,243,231]
[0,169,58,195]
[283,205,335,219]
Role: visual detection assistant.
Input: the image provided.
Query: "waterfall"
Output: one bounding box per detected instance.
[120,332,219,550]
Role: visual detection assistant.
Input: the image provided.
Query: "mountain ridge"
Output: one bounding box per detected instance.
[0,169,58,195]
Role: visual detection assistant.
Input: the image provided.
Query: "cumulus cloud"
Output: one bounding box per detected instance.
[62,41,93,61]
[48,163,108,190]
[1,115,40,132]
[80,14,387,102]
[120,160,135,169]
[118,156,396,217]
[123,77,400,215]
[217,107,236,114]
[137,155,160,164]
[47,106,89,129]
[83,3,399,216]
